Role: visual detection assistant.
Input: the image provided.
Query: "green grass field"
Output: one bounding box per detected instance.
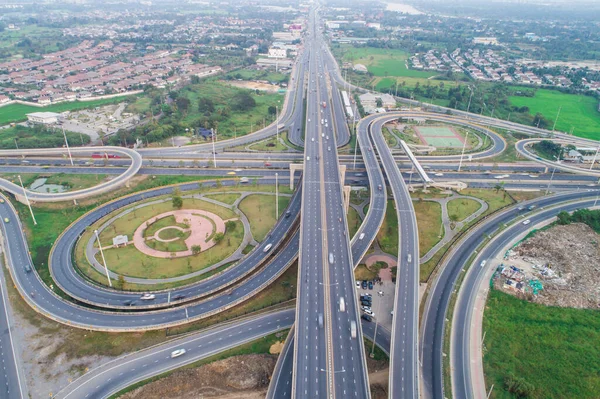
[483,289,600,399]
[413,200,443,257]
[377,200,399,255]
[0,96,136,125]
[337,45,437,79]
[447,198,482,223]
[508,89,600,139]
[238,194,291,242]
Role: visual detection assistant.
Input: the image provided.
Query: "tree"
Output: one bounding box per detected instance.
[231,91,256,111]
[268,105,277,115]
[225,220,236,231]
[175,97,191,114]
[557,211,571,225]
[172,195,183,209]
[213,232,225,243]
[116,275,125,290]
[198,97,215,114]
[376,98,383,107]
[191,245,202,255]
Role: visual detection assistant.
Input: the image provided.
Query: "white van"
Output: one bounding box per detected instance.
[263,243,273,253]
[329,253,334,264]
[339,297,345,312]
[358,233,365,240]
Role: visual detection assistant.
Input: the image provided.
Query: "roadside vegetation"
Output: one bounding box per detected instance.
[0,124,91,149]
[238,194,291,242]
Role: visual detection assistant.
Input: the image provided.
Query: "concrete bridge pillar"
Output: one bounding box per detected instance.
[343,186,351,214]
[339,164,346,185]
[289,164,304,190]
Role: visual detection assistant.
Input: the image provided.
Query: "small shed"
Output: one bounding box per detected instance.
[112,235,128,247]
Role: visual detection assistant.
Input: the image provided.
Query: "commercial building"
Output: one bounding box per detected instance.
[26,111,62,125]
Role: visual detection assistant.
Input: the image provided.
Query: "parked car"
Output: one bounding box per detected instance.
[368,281,374,290]
[361,314,373,322]
[361,281,368,289]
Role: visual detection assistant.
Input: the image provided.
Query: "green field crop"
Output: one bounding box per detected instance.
[509,89,600,139]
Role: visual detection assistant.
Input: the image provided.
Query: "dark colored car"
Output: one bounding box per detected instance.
[361,314,373,322]
[123,300,133,306]
[368,281,374,290]
[361,281,368,289]
[361,300,372,307]
[173,294,186,301]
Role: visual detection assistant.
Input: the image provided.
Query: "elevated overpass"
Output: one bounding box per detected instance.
[400,139,433,185]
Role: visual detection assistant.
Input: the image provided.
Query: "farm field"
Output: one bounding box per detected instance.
[508,89,600,140]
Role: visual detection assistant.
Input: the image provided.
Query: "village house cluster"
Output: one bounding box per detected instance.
[0,40,222,106]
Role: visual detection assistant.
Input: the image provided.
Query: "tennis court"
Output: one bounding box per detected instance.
[414,126,465,148]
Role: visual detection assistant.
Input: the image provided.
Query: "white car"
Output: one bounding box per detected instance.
[522,219,531,225]
[140,293,155,300]
[363,309,374,316]
[312,137,315,142]
[170,349,186,358]
[434,173,444,177]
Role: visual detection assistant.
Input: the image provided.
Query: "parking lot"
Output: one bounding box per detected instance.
[355,279,395,331]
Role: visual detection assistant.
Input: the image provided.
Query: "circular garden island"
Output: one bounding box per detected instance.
[74,195,246,285]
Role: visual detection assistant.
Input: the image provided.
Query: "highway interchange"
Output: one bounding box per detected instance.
[0,4,599,399]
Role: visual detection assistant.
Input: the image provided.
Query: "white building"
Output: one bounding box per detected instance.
[26,112,61,125]
[268,47,288,59]
[112,235,128,247]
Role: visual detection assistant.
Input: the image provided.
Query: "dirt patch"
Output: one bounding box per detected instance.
[269,341,284,355]
[223,80,281,92]
[121,354,277,399]
[502,223,600,309]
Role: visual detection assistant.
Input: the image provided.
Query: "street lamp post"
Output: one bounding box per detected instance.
[276,105,279,143]
[457,131,469,172]
[17,175,36,225]
[94,229,112,287]
[545,165,557,195]
[589,146,600,171]
[62,127,74,166]
[211,128,217,168]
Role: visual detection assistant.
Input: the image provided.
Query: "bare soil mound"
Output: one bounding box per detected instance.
[511,223,600,308]
[121,354,276,399]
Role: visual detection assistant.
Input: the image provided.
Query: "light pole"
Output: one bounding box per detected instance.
[276,105,279,143]
[594,191,599,207]
[589,146,600,171]
[552,105,562,132]
[353,126,359,169]
[457,131,469,172]
[370,299,379,358]
[275,172,279,218]
[545,164,557,195]
[466,86,474,115]
[94,229,112,287]
[14,138,19,150]
[62,127,74,166]
[17,175,36,225]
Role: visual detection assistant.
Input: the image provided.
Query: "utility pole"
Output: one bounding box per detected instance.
[353,125,359,169]
[18,175,36,226]
[276,105,279,143]
[545,165,557,195]
[14,138,19,150]
[94,229,112,287]
[457,131,469,172]
[552,105,562,132]
[62,127,74,166]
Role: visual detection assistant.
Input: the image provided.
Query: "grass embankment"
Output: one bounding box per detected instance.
[354,261,389,281]
[483,289,600,399]
[0,96,136,125]
[377,201,399,255]
[348,206,362,239]
[204,193,241,205]
[413,200,443,257]
[110,330,290,399]
[447,198,481,223]
[238,194,291,242]
[508,89,600,140]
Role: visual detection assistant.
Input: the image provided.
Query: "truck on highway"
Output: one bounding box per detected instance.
[350,321,357,338]
[322,101,327,108]
[240,177,249,183]
[339,297,345,312]
[329,253,334,264]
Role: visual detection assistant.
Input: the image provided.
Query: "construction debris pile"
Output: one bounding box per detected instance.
[497,223,600,309]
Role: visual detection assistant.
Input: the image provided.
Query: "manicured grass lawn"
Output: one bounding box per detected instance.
[447,198,481,222]
[483,289,600,399]
[98,219,243,279]
[0,173,109,191]
[157,227,187,241]
[413,200,443,257]
[226,68,288,83]
[204,193,240,205]
[0,96,135,125]
[338,45,437,78]
[248,135,289,152]
[145,236,188,252]
[460,188,514,216]
[238,194,290,242]
[348,206,362,239]
[378,200,399,255]
[354,264,377,281]
[509,89,600,139]
[143,215,189,238]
